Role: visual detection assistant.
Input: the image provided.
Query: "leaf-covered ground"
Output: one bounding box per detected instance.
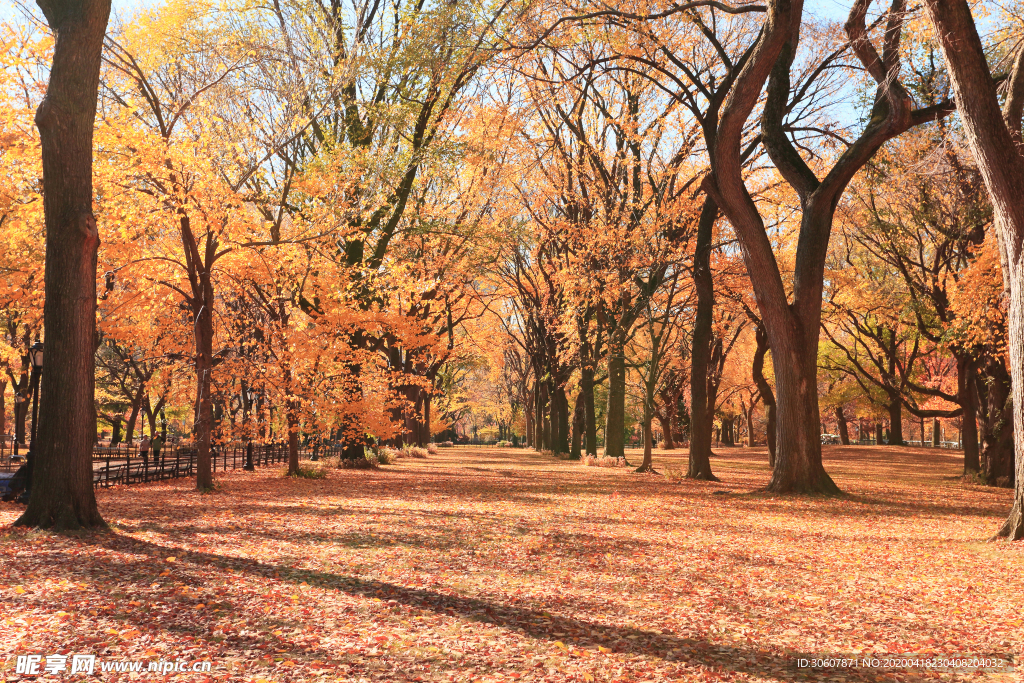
[1,446,1021,682]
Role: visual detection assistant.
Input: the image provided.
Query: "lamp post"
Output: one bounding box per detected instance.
[24,341,43,497]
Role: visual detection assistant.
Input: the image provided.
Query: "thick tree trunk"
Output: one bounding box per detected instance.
[569,391,584,460]
[932,418,941,447]
[688,199,718,480]
[751,325,777,467]
[958,355,980,473]
[765,328,840,494]
[15,0,110,530]
[604,331,627,458]
[835,406,849,445]
[875,421,884,445]
[581,366,597,456]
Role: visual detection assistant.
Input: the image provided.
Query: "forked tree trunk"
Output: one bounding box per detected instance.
[688,199,718,480]
[16,0,110,530]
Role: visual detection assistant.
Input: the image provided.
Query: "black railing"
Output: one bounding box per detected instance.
[0,441,322,487]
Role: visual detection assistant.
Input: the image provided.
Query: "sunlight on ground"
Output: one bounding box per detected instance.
[0,446,1020,682]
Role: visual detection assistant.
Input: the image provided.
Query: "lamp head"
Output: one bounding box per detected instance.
[29,341,43,369]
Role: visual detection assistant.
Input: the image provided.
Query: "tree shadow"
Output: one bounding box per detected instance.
[75,531,939,682]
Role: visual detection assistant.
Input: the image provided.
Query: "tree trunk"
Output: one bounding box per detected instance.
[0,379,6,438]
[688,198,718,480]
[635,402,655,472]
[921,0,1024,537]
[604,331,627,458]
[423,392,431,445]
[581,365,597,456]
[15,0,110,530]
[569,391,584,460]
[194,294,215,490]
[525,391,533,449]
[287,402,300,476]
[744,404,755,447]
[835,406,849,445]
[533,381,543,451]
[659,415,675,450]
[886,400,903,445]
[109,416,122,446]
[958,354,980,473]
[932,418,941,447]
[765,328,840,494]
[977,358,1014,486]
[124,383,145,444]
[552,385,569,455]
[875,421,884,445]
[14,389,28,444]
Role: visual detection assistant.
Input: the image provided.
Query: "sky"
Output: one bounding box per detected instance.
[0,0,872,24]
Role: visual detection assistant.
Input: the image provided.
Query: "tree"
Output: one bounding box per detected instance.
[919,0,1024,537]
[15,0,110,530]
[701,0,952,493]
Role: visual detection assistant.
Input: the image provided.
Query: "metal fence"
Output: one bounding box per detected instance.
[0,441,343,488]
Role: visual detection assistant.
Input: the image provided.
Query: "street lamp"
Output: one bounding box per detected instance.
[24,341,43,499]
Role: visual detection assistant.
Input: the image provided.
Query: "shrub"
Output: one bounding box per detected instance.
[437,441,454,448]
[496,440,512,447]
[377,447,400,465]
[581,455,597,467]
[408,446,428,459]
[289,462,328,479]
[426,444,439,455]
[341,453,378,469]
[662,467,684,483]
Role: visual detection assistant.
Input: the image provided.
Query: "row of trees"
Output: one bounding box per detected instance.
[4,0,1024,539]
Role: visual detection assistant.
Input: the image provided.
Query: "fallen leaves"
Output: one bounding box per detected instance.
[0,445,1020,682]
